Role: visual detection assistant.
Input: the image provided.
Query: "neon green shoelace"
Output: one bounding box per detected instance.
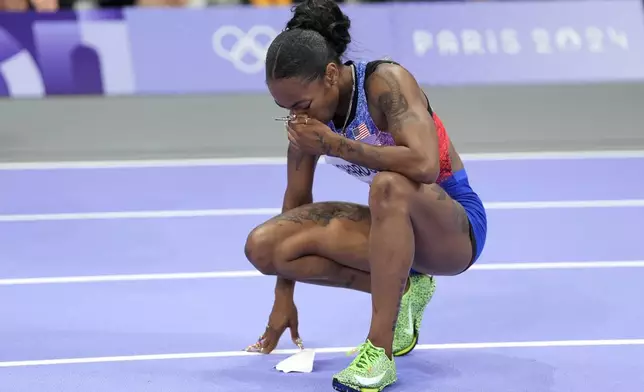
[346,343,380,370]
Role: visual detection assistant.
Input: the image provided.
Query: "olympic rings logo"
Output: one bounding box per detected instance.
[211,25,278,74]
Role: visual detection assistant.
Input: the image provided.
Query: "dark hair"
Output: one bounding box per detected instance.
[265,0,351,82]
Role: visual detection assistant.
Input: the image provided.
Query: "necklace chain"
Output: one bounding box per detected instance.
[340,64,355,136]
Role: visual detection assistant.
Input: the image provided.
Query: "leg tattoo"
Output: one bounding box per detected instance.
[392,277,408,332]
[271,202,371,226]
[261,202,373,293]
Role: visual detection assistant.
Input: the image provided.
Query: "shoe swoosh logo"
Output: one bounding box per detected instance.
[405,300,414,335]
[355,372,387,386]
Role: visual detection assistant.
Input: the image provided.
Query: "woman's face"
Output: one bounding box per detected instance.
[267,63,340,124]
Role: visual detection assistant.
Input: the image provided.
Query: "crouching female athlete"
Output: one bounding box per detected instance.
[243,0,487,390]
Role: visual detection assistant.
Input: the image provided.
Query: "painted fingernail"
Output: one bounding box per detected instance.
[295,338,304,349]
[245,345,259,352]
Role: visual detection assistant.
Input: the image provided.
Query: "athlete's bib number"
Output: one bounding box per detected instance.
[324,156,378,184]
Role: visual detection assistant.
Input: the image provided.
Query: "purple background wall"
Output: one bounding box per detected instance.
[0,0,643,161]
[1,1,643,98]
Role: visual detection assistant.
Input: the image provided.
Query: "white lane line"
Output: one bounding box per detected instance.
[472,260,644,270]
[2,199,643,222]
[1,338,643,368]
[0,208,282,222]
[2,261,643,286]
[0,271,263,285]
[1,149,644,170]
[484,199,644,209]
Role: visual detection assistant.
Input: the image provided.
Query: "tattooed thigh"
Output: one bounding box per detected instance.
[407,184,474,274]
[269,201,372,227]
[265,201,373,271]
[419,184,470,234]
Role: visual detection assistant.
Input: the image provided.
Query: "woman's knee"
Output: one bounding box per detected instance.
[369,171,416,213]
[244,224,279,275]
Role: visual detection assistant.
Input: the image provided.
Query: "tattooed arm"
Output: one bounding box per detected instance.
[283,142,318,210]
[325,64,439,184]
[276,143,320,294]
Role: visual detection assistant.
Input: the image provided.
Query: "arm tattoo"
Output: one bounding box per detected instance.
[314,132,333,156]
[336,136,361,154]
[374,70,419,134]
[316,130,382,161]
[288,144,307,171]
[287,143,305,170]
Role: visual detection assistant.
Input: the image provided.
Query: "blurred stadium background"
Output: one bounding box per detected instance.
[1,0,644,161]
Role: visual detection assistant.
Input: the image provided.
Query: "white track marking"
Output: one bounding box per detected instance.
[0,271,263,285]
[472,260,644,270]
[484,199,644,209]
[2,261,643,286]
[1,199,643,222]
[0,208,281,222]
[0,150,643,170]
[1,338,643,368]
